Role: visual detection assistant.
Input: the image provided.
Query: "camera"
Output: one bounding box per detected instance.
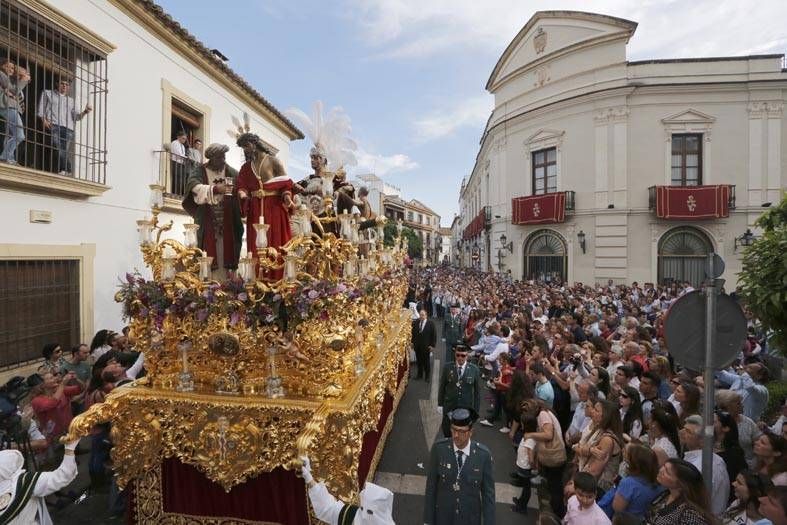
[570,354,582,368]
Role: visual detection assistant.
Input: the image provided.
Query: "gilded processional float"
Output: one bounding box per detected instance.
[64,106,411,524]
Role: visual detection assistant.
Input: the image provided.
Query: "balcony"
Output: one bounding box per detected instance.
[511,191,575,225]
[648,184,735,220]
[155,150,201,209]
[462,207,489,240]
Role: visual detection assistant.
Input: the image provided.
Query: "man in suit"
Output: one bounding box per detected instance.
[412,309,436,381]
[442,304,464,363]
[423,408,495,525]
[437,344,481,437]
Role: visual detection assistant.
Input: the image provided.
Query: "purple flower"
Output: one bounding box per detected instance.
[229,311,241,326]
[237,292,248,302]
[126,272,135,284]
[308,290,320,300]
[139,307,149,318]
[336,283,347,293]
[196,309,209,322]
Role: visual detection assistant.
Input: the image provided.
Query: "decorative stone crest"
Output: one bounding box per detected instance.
[533,203,541,217]
[534,27,547,54]
[687,195,697,212]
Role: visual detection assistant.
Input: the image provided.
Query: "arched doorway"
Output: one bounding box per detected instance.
[658,227,713,286]
[523,229,567,283]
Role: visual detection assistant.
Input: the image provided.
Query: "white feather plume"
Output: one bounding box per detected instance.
[284,101,357,171]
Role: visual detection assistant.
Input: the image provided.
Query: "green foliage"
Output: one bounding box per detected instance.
[382,222,423,259]
[766,379,787,422]
[738,194,787,353]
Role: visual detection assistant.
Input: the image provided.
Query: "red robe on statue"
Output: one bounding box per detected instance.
[237,163,293,279]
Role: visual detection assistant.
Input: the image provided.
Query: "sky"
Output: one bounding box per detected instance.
[156,0,787,226]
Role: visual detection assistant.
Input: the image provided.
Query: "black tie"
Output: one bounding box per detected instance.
[456,450,464,470]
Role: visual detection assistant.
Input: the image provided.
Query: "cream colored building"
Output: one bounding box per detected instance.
[0,0,301,374]
[458,10,786,287]
[382,196,442,264]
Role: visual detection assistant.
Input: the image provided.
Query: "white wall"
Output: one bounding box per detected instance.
[0,0,294,336]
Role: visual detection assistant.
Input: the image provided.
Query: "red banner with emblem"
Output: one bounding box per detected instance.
[655,185,731,220]
[512,192,566,225]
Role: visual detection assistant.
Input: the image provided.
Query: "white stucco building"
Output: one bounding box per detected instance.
[458,10,786,287]
[0,0,302,375]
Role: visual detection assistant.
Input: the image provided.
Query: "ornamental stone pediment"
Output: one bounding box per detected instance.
[486,11,637,92]
[524,128,565,151]
[660,108,716,125]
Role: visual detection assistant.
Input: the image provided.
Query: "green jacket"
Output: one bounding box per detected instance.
[437,362,481,413]
[423,438,495,525]
[442,314,464,348]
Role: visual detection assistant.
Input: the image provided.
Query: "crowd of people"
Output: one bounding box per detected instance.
[0,327,144,520]
[413,266,786,525]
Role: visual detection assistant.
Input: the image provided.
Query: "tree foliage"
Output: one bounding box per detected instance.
[382,222,423,259]
[738,194,787,352]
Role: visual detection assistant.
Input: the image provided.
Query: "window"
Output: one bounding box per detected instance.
[0,1,108,183]
[165,98,204,197]
[671,134,702,186]
[658,227,712,286]
[407,211,414,222]
[532,147,557,195]
[0,259,80,368]
[418,213,423,224]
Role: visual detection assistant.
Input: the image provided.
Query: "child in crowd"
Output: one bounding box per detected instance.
[563,472,612,525]
[512,414,538,514]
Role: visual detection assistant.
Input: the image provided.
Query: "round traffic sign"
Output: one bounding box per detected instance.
[664,290,747,371]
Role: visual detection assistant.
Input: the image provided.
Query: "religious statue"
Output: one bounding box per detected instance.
[235,133,295,260]
[295,142,334,234]
[182,143,244,278]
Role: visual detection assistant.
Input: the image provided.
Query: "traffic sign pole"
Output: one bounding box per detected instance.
[702,254,719,497]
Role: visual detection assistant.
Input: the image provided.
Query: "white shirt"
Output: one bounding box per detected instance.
[563,495,611,525]
[516,437,536,470]
[170,139,186,162]
[452,442,471,466]
[684,449,730,515]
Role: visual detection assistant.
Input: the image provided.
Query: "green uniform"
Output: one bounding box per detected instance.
[437,362,481,437]
[423,438,495,525]
[442,314,464,361]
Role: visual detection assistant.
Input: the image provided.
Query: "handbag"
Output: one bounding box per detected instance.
[536,411,567,467]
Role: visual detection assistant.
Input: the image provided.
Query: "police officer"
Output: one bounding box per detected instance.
[437,344,481,438]
[442,303,464,362]
[423,408,495,525]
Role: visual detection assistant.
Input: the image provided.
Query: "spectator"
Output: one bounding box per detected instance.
[521,399,566,516]
[566,382,598,446]
[721,470,771,525]
[532,362,554,409]
[758,485,787,525]
[581,399,624,492]
[717,363,770,421]
[675,381,701,425]
[649,406,682,465]
[563,471,611,525]
[717,389,762,469]
[37,343,64,375]
[639,370,661,424]
[715,409,747,499]
[30,371,83,444]
[90,329,113,361]
[0,60,29,165]
[681,415,730,514]
[769,397,787,436]
[598,443,663,520]
[37,76,91,175]
[169,130,188,192]
[619,386,644,442]
[188,138,203,164]
[511,414,538,514]
[754,433,787,486]
[60,343,91,386]
[646,458,716,525]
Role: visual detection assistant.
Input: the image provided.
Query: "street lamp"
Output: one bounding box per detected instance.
[734,228,757,252]
[577,230,586,254]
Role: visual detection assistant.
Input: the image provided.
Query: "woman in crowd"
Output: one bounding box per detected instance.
[675,381,701,425]
[578,399,623,492]
[717,389,762,469]
[716,409,748,490]
[598,443,663,520]
[648,355,673,400]
[619,386,644,442]
[521,399,567,517]
[90,328,113,361]
[721,470,771,525]
[647,458,717,525]
[754,433,787,486]
[37,342,64,375]
[649,406,682,465]
[591,366,611,399]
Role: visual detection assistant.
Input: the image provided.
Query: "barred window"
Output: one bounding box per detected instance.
[532,147,557,195]
[0,260,80,369]
[0,0,108,184]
